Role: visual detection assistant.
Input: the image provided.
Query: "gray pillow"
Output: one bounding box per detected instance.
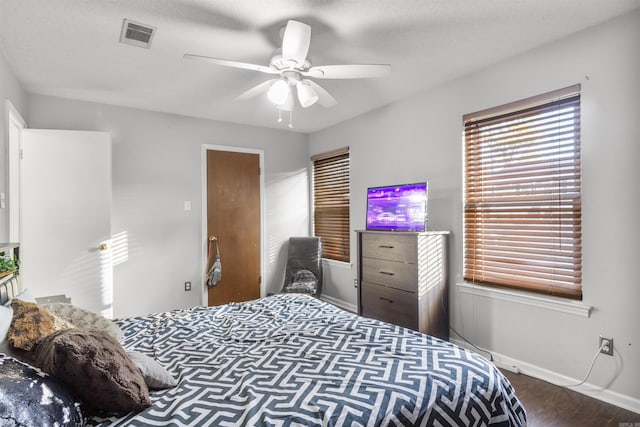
[283,269,317,294]
[42,302,123,340]
[126,350,178,389]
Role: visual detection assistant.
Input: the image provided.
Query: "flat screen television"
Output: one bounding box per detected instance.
[366,182,428,231]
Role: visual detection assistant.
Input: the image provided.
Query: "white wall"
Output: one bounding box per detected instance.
[310,10,640,408]
[0,53,28,242]
[28,95,309,318]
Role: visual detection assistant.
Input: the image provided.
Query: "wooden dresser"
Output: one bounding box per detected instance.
[356,230,449,340]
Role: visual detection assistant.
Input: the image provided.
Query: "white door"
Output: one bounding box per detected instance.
[21,130,112,317]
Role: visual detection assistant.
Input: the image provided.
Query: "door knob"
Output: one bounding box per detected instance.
[98,243,108,251]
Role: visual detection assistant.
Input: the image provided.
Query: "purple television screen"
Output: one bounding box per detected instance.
[366,182,428,231]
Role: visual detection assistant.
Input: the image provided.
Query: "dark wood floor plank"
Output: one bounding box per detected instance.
[502,370,640,427]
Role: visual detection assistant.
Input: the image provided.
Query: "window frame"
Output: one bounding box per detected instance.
[311,147,350,263]
[463,85,582,300]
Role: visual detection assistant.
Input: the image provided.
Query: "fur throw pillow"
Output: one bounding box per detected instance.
[8,299,57,351]
[34,328,151,414]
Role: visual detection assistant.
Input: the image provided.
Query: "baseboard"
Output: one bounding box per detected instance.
[450,338,640,415]
[319,294,357,313]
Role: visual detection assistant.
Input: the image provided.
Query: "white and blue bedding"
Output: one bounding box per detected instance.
[89,294,526,426]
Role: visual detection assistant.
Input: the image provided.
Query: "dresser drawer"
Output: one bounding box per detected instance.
[360,281,417,329]
[361,233,416,262]
[361,258,417,292]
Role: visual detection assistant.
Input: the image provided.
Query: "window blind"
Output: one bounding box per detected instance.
[312,148,350,262]
[463,85,582,299]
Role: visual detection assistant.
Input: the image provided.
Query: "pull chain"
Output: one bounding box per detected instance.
[276,106,293,128]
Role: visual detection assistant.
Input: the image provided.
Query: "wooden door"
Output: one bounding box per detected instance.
[206,150,261,306]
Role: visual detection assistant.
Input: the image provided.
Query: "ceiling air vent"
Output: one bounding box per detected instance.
[120,19,156,49]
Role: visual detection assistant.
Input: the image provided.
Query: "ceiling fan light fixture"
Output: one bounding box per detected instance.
[276,93,294,112]
[297,81,319,108]
[267,79,290,105]
[183,18,392,127]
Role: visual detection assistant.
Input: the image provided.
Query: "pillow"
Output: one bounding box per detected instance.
[7,299,58,351]
[13,289,37,303]
[283,269,318,294]
[2,288,36,307]
[0,353,85,426]
[126,350,178,389]
[0,306,32,363]
[0,338,32,364]
[42,302,123,340]
[0,304,12,343]
[34,328,151,414]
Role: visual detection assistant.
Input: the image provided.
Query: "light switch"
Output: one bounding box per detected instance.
[184,200,191,211]
[0,192,5,209]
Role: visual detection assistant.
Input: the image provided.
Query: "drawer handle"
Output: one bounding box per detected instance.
[378,245,395,249]
[379,297,394,303]
[379,271,395,276]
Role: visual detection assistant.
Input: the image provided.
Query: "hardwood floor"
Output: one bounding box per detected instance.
[502,370,640,426]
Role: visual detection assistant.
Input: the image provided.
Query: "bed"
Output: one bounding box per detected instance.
[1,280,526,426]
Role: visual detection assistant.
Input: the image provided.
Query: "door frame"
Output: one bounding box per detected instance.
[6,100,26,243]
[200,144,265,306]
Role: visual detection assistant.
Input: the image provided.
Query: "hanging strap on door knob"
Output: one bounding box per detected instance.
[206,236,222,287]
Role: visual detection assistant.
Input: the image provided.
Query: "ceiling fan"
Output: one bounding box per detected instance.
[184,20,391,127]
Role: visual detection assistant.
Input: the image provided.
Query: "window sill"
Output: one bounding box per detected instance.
[456,282,592,318]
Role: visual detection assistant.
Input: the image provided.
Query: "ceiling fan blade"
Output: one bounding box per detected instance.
[304,64,391,79]
[305,80,337,107]
[281,20,311,66]
[183,54,278,74]
[236,79,277,101]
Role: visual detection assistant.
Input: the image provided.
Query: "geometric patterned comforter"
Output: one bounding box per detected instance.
[89,294,527,426]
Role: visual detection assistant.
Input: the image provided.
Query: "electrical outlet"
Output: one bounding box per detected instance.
[184,281,192,291]
[354,279,358,288]
[599,336,613,356]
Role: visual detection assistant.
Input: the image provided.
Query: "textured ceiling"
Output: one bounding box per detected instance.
[1,0,638,133]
